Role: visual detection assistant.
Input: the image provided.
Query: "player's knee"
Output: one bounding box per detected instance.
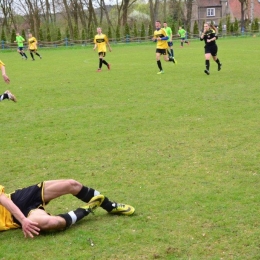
[41,217,65,231]
[66,179,82,192]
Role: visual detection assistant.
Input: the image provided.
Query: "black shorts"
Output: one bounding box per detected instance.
[98,52,106,57]
[156,48,167,55]
[10,182,46,225]
[205,45,218,56]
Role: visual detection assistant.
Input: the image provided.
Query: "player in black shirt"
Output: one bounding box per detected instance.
[200,23,222,75]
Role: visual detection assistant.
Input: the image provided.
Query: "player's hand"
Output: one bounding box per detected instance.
[2,74,10,84]
[21,218,40,238]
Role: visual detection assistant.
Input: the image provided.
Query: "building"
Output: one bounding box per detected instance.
[191,0,260,32]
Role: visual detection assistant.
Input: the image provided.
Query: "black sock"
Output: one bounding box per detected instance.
[171,49,173,57]
[19,52,23,57]
[157,60,162,71]
[102,60,108,66]
[30,53,34,60]
[35,52,41,57]
[215,58,220,65]
[0,93,9,101]
[100,197,114,212]
[206,60,210,71]
[75,186,97,203]
[58,208,89,228]
[23,53,28,58]
[99,58,103,69]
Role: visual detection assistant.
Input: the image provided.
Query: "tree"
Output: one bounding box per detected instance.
[148,23,153,37]
[193,20,199,37]
[57,28,62,41]
[108,27,112,39]
[149,0,160,28]
[11,29,16,43]
[234,18,239,34]
[81,29,86,41]
[66,27,70,39]
[89,26,94,40]
[238,0,248,32]
[125,23,130,36]
[73,25,79,40]
[116,25,120,41]
[171,22,176,35]
[22,30,26,41]
[226,15,231,35]
[133,23,138,37]
[255,18,259,32]
[218,20,222,35]
[1,30,6,42]
[140,23,145,38]
[46,28,51,42]
[39,28,44,41]
[185,0,193,32]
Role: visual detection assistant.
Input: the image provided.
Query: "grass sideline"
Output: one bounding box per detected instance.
[1,37,260,259]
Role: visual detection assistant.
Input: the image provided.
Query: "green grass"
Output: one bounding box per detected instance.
[1,37,260,259]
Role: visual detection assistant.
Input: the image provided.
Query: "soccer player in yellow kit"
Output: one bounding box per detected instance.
[0,60,16,102]
[93,27,112,72]
[28,33,42,61]
[0,179,135,238]
[153,21,175,74]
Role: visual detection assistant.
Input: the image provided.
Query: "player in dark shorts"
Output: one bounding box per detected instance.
[0,179,135,238]
[200,23,222,75]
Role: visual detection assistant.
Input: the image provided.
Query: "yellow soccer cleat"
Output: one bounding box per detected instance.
[110,202,135,215]
[82,195,104,213]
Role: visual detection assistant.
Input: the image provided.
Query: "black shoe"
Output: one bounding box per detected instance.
[204,69,210,75]
[218,63,222,71]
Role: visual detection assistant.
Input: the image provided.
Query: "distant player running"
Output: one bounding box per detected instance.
[93,27,112,72]
[163,22,176,62]
[153,20,175,74]
[28,33,42,61]
[178,26,190,47]
[14,32,28,60]
[0,60,17,102]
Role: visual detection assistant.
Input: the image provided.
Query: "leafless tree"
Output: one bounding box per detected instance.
[149,0,159,29]
[239,0,248,30]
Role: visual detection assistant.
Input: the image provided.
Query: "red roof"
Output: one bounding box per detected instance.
[196,0,222,7]
[229,0,260,20]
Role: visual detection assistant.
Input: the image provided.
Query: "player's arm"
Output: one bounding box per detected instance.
[0,61,10,84]
[107,41,112,52]
[0,193,40,238]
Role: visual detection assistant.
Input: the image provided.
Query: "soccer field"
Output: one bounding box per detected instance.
[1,36,260,259]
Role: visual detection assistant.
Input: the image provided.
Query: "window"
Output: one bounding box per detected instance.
[207,8,215,17]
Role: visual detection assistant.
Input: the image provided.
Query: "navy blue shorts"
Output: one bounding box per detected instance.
[18,47,24,51]
[11,182,46,225]
[167,42,173,47]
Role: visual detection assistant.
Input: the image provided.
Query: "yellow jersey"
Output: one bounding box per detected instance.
[0,60,5,68]
[28,36,37,50]
[0,185,20,231]
[154,28,168,49]
[94,34,109,53]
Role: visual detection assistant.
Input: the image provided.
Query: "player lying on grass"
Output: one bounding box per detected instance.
[0,179,135,238]
[0,60,16,102]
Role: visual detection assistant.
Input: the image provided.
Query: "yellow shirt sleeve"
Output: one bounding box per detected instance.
[0,60,5,68]
[0,185,20,231]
